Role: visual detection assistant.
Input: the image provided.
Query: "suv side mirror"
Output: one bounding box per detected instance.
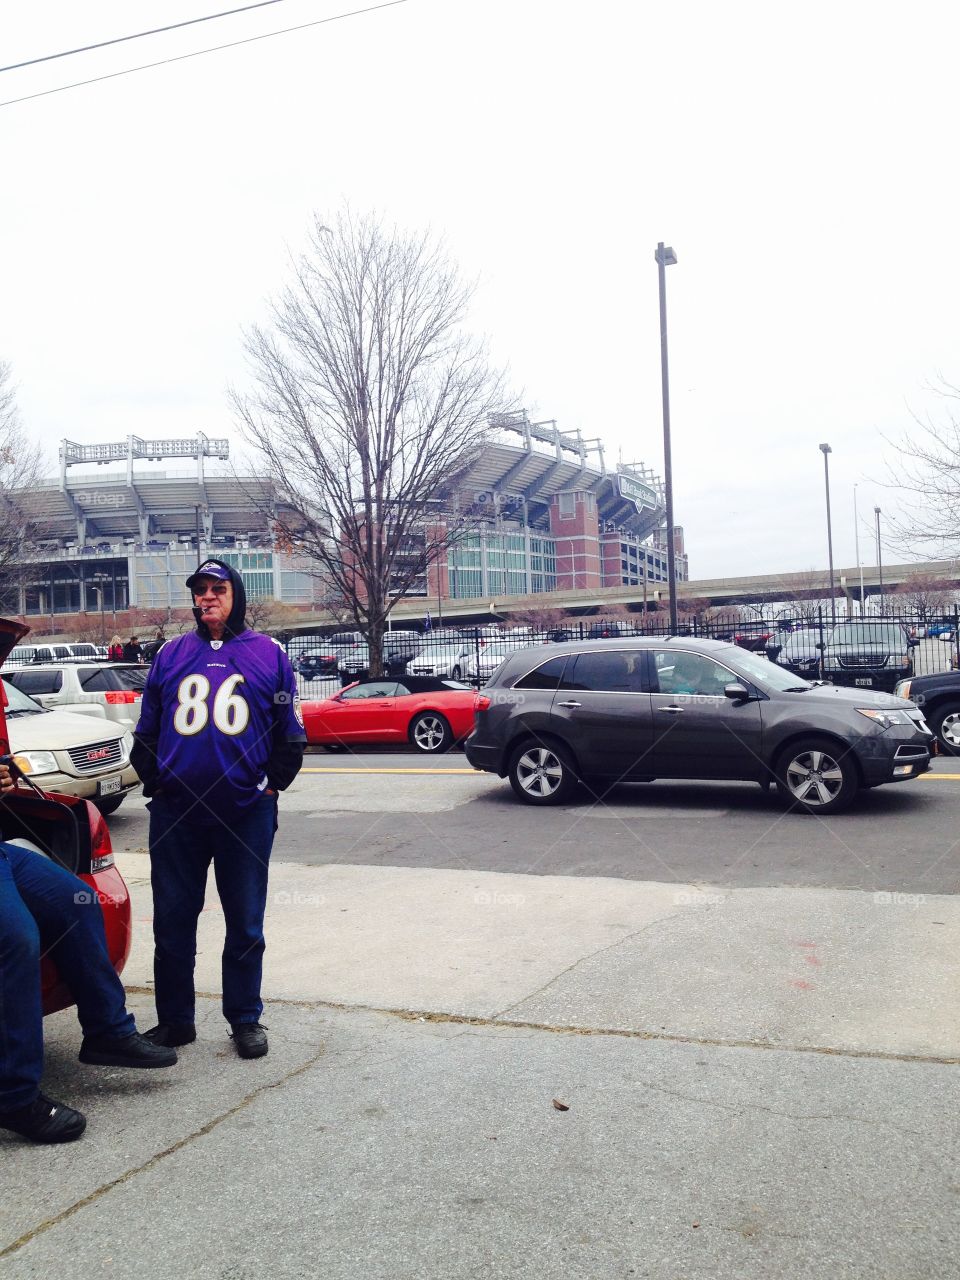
[908,637,919,648]
[724,682,752,701]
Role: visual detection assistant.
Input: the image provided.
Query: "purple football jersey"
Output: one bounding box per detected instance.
[135,630,305,815]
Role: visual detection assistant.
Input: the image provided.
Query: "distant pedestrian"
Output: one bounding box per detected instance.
[122,636,142,663]
[108,635,124,662]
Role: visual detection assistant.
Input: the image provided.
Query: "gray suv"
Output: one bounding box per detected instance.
[464,637,932,815]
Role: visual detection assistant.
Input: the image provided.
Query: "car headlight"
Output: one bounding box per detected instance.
[12,751,59,776]
[857,708,915,729]
[121,731,134,759]
[894,679,911,699]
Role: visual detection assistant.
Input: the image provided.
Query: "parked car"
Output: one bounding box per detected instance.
[1,678,140,814]
[0,618,131,1015]
[767,627,824,677]
[894,669,960,756]
[924,621,956,639]
[297,650,339,680]
[301,676,478,753]
[733,621,773,652]
[4,662,148,731]
[465,637,932,814]
[383,630,422,673]
[8,643,79,666]
[587,621,623,639]
[408,642,473,680]
[464,640,528,684]
[821,620,916,693]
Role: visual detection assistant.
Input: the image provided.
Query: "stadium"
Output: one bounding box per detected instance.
[3,413,686,632]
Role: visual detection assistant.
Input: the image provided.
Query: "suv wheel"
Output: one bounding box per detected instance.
[775,736,858,815]
[507,740,579,806]
[410,712,452,754]
[451,664,463,680]
[931,701,960,756]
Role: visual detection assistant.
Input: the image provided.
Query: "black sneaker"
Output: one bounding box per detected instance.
[79,1031,178,1068]
[0,1093,86,1144]
[231,1022,268,1059]
[144,1023,197,1048]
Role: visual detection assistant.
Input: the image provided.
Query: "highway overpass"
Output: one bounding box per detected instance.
[282,558,960,634]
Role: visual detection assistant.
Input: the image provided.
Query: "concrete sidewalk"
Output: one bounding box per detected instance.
[2,856,958,1278]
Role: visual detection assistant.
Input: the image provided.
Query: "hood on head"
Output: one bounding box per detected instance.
[188,557,247,640]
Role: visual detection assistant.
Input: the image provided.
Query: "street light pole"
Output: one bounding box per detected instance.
[819,443,836,626]
[874,506,884,615]
[853,483,864,615]
[655,242,679,633]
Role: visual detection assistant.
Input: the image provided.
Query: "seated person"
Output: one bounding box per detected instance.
[0,764,177,1145]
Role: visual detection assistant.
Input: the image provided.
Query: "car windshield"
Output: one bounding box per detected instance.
[727,648,814,692]
[828,624,904,647]
[1,677,49,715]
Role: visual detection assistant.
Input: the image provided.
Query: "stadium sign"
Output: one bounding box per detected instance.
[617,474,657,512]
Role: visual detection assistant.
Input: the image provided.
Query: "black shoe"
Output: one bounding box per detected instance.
[0,1093,86,1144]
[231,1022,268,1059]
[143,1023,197,1048]
[79,1031,178,1068]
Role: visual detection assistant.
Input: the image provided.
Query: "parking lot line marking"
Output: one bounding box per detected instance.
[919,773,960,780]
[301,767,479,775]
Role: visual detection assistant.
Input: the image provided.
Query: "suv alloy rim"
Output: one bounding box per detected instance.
[940,709,960,750]
[516,747,564,798]
[785,748,844,806]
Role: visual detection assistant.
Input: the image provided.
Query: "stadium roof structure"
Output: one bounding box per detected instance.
[28,420,664,549]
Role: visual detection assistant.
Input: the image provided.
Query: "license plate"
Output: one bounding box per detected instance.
[98,776,122,797]
[855,677,873,687]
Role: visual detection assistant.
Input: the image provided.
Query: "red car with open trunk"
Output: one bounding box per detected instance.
[0,620,131,1014]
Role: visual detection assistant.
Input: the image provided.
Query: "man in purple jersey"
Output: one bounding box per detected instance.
[131,558,305,1059]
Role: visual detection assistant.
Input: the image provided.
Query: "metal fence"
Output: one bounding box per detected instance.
[283,605,960,695]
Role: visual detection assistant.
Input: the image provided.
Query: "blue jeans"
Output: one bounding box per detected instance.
[0,844,135,1110]
[148,793,277,1027]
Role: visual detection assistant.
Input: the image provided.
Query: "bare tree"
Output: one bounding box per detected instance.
[245,596,304,635]
[0,361,46,599]
[503,604,572,631]
[891,570,955,621]
[885,376,960,557]
[234,211,509,677]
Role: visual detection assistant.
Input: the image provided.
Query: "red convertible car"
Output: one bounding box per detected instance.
[0,619,131,1016]
[301,676,479,753]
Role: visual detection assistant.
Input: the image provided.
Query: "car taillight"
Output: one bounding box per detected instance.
[474,694,491,711]
[88,803,115,871]
[104,691,138,704]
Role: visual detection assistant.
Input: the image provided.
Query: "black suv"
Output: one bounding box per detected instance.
[465,637,932,815]
[821,620,916,693]
[895,669,960,756]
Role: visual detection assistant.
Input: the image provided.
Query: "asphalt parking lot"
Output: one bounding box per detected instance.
[3,754,959,1278]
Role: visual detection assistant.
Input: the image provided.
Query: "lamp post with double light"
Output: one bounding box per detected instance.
[655,241,679,632]
[853,483,865,615]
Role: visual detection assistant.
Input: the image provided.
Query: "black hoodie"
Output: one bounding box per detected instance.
[130,558,304,797]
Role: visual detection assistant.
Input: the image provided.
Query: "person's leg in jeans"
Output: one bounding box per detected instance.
[0,850,44,1110]
[5,844,135,1042]
[212,795,277,1026]
[149,797,213,1027]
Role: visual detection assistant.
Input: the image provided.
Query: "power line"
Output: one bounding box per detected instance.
[0,0,410,110]
[1,0,297,74]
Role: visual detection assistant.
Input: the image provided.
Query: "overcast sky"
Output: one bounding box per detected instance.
[2,0,957,580]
